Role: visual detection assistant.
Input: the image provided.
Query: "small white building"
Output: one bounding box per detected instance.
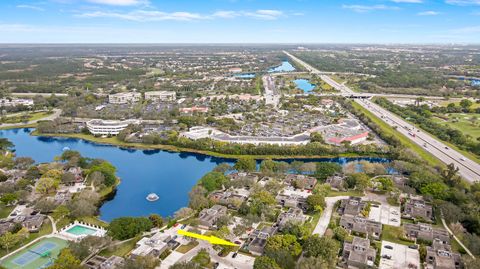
[86,119,140,135]
[144,91,176,102]
[108,92,141,104]
[0,98,34,107]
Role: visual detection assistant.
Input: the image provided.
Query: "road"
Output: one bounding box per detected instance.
[0,109,62,128]
[285,51,480,183]
[312,196,349,236]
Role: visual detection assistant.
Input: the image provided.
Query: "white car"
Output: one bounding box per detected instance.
[460,157,466,161]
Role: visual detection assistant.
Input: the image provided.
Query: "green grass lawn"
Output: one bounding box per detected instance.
[432,113,480,140]
[352,102,444,167]
[176,241,199,254]
[381,225,413,246]
[99,236,140,257]
[0,205,14,218]
[0,111,52,124]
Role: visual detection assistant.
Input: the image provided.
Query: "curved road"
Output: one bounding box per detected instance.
[285,51,480,183]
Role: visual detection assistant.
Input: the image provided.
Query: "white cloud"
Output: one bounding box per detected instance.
[418,11,441,15]
[445,0,480,5]
[77,10,206,21]
[391,0,423,3]
[77,9,286,21]
[85,0,148,6]
[16,4,45,11]
[342,4,400,13]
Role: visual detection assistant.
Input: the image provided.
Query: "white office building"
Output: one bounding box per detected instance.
[144,91,176,102]
[86,119,140,135]
[108,92,141,104]
[0,98,34,107]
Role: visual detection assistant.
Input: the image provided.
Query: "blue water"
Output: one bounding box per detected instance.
[472,80,480,86]
[234,73,256,79]
[268,60,296,73]
[293,79,315,93]
[0,128,390,221]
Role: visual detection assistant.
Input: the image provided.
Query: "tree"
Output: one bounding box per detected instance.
[420,182,449,200]
[441,163,460,187]
[346,173,369,191]
[61,172,76,185]
[191,249,210,267]
[188,186,209,210]
[119,255,159,269]
[460,99,473,110]
[108,217,153,240]
[303,235,339,263]
[36,176,59,194]
[234,157,256,172]
[169,261,202,269]
[47,249,83,269]
[14,157,34,170]
[306,194,326,213]
[296,256,329,269]
[34,198,57,213]
[253,256,281,269]
[0,193,17,205]
[0,138,13,151]
[88,161,117,187]
[52,205,70,221]
[310,132,324,143]
[0,232,19,253]
[213,163,232,173]
[264,234,302,257]
[199,172,228,192]
[148,214,164,228]
[314,162,342,181]
[68,199,97,218]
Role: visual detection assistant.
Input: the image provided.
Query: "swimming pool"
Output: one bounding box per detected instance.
[65,225,97,236]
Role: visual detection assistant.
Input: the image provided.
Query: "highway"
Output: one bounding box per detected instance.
[285,51,480,183]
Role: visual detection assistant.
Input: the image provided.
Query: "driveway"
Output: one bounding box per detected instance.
[364,192,401,227]
[379,241,420,269]
[312,196,349,236]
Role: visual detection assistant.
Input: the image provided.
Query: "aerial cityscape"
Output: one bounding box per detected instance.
[0,1,480,269]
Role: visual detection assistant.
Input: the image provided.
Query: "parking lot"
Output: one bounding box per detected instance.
[368,203,401,227]
[379,241,420,269]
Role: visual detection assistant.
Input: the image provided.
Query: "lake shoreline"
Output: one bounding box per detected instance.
[30,130,390,161]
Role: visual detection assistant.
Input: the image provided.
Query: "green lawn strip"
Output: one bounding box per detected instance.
[99,236,141,257]
[352,102,443,167]
[381,225,413,246]
[176,241,199,254]
[0,205,14,219]
[327,190,364,197]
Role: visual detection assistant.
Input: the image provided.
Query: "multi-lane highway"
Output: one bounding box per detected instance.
[285,51,480,183]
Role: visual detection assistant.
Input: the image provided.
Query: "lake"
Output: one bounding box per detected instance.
[234,73,256,79]
[293,79,315,93]
[268,60,295,73]
[0,128,390,221]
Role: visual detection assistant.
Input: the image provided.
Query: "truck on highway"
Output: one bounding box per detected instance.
[408,132,416,138]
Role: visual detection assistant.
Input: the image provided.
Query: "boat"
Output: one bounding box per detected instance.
[146,193,159,202]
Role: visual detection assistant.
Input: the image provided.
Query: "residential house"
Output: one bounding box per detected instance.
[339,197,367,216]
[340,214,382,240]
[246,226,278,255]
[404,223,450,244]
[276,193,308,211]
[198,205,227,229]
[403,198,433,221]
[342,236,376,269]
[284,174,317,190]
[209,189,248,209]
[130,232,171,258]
[276,208,306,230]
[85,255,125,269]
[326,174,346,190]
[13,214,45,232]
[426,239,463,269]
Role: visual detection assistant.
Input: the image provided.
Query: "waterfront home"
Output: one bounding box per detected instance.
[246,226,278,255]
[404,223,450,244]
[198,205,227,229]
[144,91,176,102]
[342,236,376,269]
[403,198,433,221]
[276,208,306,230]
[326,174,347,190]
[108,92,141,104]
[227,172,260,182]
[339,214,382,240]
[67,167,84,183]
[86,119,140,135]
[283,174,317,190]
[425,239,463,269]
[338,197,367,216]
[131,232,171,258]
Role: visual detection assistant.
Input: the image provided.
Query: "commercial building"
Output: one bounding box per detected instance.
[86,119,140,135]
[144,91,176,102]
[108,92,141,104]
[0,98,34,107]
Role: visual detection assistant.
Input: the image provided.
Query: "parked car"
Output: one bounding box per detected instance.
[232,252,238,258]
[384,245,393,250]
[409,245,418,249]
[382,255,392,259]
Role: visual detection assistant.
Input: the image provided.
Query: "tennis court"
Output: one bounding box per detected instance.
[0,237,68,269]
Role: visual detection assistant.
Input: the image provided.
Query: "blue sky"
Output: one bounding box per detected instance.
[0,0,479,43]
